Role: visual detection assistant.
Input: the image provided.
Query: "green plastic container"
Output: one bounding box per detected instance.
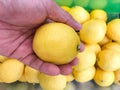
[54,0,120,12]
[54,0,120,21]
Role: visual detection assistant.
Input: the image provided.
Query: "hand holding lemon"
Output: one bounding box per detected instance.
[0,0,82,76]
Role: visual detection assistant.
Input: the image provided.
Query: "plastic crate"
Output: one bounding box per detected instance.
[54,0,120,13]
[54,0,120,21]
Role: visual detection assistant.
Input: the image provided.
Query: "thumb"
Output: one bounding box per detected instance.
[43,0,82,31]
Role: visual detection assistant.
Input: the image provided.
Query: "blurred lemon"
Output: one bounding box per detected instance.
[114,68,120,85]
[24,66,39,84]
[0,63,3,82]
[33,22,80,65]
[61,6,70,12]
[73,66,96,83]
[99,35,112,46]
[65,73,74,82]
[94,67,115,87]
[0,59,24,83]
[107,19,120,42]
[69,6,90,24]
[102,42,120,52]
[38,73,67,90]
[80,19,106,44]
[90,9,107,22]
[19,73,26,82]
[85,43,101,55]
[73,48,96,71]
[0,55,8,62]
[74,0,90,7]
[89,0,107,9]
[97,49,120,71]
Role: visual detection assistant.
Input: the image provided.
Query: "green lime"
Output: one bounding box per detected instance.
[89,0,107,9]
[74,0,90,7]
[54,0,73,6]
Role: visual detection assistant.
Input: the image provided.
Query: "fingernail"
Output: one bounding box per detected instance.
[74,22,82,31]
[79,43,85,52]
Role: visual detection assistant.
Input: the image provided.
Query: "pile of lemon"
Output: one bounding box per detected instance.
[61,6,120,87]
[0,6,120,90]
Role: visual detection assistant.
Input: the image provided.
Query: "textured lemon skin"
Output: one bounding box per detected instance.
[33,22,80,65]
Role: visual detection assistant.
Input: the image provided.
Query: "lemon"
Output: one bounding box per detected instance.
[38,73,67,90]
[73,48,96,71]
[107,19,120,42]
[0,63,3,82]
[114,68,120,85]
[99,35,112,46]
[102,42,120,52]
[0,55,8,62]
[24,66,39,83]
[61,6,70,12]
[74,0,90,7]
[90,9,107,22]
[94,67,115,87]
[65,73,74,82]
[89,0,107,9]
[80,19,106,44]
[73,66,96,83]
[85,43,101,55]
[19,73,26,82]
[69,6,90,24]
[0,59,24,83]
[97,49,120,71]
[33,22,80,65]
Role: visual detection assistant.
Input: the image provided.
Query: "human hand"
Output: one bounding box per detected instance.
[0,0,84,75]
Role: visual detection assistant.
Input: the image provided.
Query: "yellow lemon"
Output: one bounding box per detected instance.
[65,73,74,82]
[99,35,112,46]
[0,55,8,62]
[90,9,107,22]
[69,6,90,24]
[73,48,96,71]
[0,59,24,83]
[80,19,106,44]
[38,73,67,90]
[19,73,26,82]
[107,19,120,42]
[0,63,3,82]
[61,6,70,12]
[102,42,120,52]
[114,68,120,85]
[24,66,39,84]
[85,43,101,55]
[94,67,115,87]
[33,22,80,65]
[73,66,96,83]
[97,49,120,71]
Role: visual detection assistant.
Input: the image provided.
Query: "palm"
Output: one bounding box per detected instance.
[0,0,82,75]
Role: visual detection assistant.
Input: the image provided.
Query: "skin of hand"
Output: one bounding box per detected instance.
[0,0,84,76]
